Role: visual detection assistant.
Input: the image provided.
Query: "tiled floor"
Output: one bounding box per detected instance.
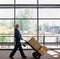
[0,50,60,59]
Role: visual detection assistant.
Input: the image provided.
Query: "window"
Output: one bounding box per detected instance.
[39,20,60,48]
[16,9,37,18]
[39,9,60,18]
[0,0,60,49]
[0,9,14,18]
[0,20,14,36]
[0,20,14,49]
[15,20,37,34]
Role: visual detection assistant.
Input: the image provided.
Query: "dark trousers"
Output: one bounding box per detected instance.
[9,44,25,57]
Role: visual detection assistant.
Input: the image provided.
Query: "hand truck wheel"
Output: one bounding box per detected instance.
[32,52,41,59]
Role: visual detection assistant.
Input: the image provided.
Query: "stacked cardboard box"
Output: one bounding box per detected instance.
[28,37,48,55]
[38,46,48,55]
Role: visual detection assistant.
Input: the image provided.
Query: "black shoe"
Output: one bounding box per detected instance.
[9,56,14,59]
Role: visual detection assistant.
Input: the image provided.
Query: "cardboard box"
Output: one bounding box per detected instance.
[28,37,42,51]
[28,37,48,55]
[38,46,48,55]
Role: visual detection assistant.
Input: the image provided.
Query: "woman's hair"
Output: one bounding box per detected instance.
[15,24,19,27]
[15,24,19,29]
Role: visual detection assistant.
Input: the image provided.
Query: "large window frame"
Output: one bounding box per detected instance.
[0,0,60,50]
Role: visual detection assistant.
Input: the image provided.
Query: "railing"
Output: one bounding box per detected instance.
[0,34,60,50]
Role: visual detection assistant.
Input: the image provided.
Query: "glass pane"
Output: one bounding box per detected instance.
[39,0,60,4]
[0,45,31,49]
[16,0,37,4]
[0,45,14,49]
[45,37,57,42]
[0,9,14,18]
[45,36,60,48]
[39,9,60,18]
[0,0,14,4]
[16,9,37,18]
[39,20,60,35]
[39,20,60,49]
[0,20,14,36]
[39,37,43,43]
[0,37,14,42]
[15,20,37,35]
[45,44,60,49]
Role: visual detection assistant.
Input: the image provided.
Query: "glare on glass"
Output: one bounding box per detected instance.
[16,9,37,18]
[0,9,14,18]
[39,9,60,18]
[16,0,37,4]
[39,0,60,4]
[0,0,14,4]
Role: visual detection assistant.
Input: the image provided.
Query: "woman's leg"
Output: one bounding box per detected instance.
[9,45,17,57]
[19,44,26,57]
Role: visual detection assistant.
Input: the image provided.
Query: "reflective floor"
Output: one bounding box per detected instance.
[0,50,60,59]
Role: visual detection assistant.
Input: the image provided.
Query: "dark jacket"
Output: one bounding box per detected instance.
[15,29,22,45]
